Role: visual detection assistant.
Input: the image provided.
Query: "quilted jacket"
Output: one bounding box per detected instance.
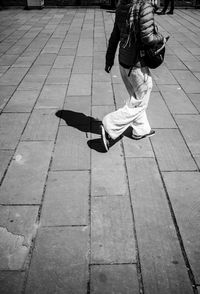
[106,0,164,69]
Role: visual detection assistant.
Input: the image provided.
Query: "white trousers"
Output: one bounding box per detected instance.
[103,65,153,140]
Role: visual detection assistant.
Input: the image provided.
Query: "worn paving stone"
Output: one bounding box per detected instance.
[171,70,200,93]
[92,69,111,83]
[127,158,193,294]
[77,39,93,56]
[22,108,59,141]
[0,141,53,204]
[45,68,71,85]
[35,84,67,109]
[0,67,29,86]
[163,171,200,284]
[0,113,29,149]
[25,227,89,294]
[72,56,92,74]
[0,150,13,182]
[0,272,25,294]
[0,206,38,270]
[152,65,178,85]
[12,55,37,68]
[158,85,198,114]
[0,85,16,109]
[164,54,187,70]
[123,135,154,158]
[147,92,177,128]
[90,264,139,294]
[0,55,18,66]
[33,53,57,66]
[91,143,128,196]
[91,196,136,264]
[3,90,39,113]
[174,114,200,158]
[188,94,200,112]
[92,81,114,106]
[41,171,89,226]
[51,126,90,171]
[67,74,91,96]
[151,129,197,171]
[53,55,74,68]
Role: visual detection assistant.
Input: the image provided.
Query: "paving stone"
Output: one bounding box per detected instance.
[93,52,105,70]
[90,264,139,294]
[25,227,89,294]
[0,272,25,294]
[163,171,200,284]
[72,56,93,74]
[91,143,128,196]
[147,92,177,128]
[0,66,9,76]
[61,96,91,126]
[0,55,18,66]
[91,196,136,264]
[53,55,74,68]
[67,74,91,96]
[152,66,178,85]
[0,150,13,182]
[127,158,193,294]
[33,53,57,66]
[41,171,89,226]
[113,82,129,108]
[12,55,37,68]
[111,65,122,84]
[0,141,53,204]
[77,39,93,56]
[164,54,187,70]
[174,114,200,157]
[183,60,200,72]
[123,135,154,158]
[92,82,114,106]
[188,94,200,112]
[0,85,16,109]
[92,69,111,83]
[45,68,70,84]
[158,85,198,114]
[171,70,200,93]
[0,206,38,270]
[35,84,67,109]
[0,113,29,149]
[22,108,59,141]
[17,81,44,92]
[3,90,39,113]
[0,67,29,86]
[51,126,90,170]
[151,129,197,171]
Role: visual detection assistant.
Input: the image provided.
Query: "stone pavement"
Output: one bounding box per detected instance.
[0,6,200,294]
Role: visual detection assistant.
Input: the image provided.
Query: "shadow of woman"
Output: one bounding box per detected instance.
[55,110,107,153]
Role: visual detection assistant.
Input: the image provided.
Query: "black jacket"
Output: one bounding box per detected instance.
[106,0,164,69]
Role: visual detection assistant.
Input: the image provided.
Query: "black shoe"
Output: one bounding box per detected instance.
[156,10,166,15]
[167,10,173,14]
[100,125,112,152]
[131,130,155,140]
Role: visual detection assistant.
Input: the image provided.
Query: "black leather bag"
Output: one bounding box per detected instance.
[140,41,166,69]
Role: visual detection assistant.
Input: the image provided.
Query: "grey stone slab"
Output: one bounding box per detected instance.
[51,126,90,170]
[93,69,111,83]
[0,206,38,270]
[158,85,198,114]
[3,90,39,113]
[123,135,154,158]
[92,82,114,106]
[188,94,200,112]
[58,47,76,56]
[35,84,67,109]
[111,65,122,84]
[91,105,115,129]
[0,66,9,76]
[183,60,200,72]
[17,81,44,92]
[147,92,177,128]
[0,67,29,86]
[152,66,178,85]
[113,82,129,108]
[22,108,59,141]
[77,39,93,56]
[0,150,13,182]
[127,158,193,294]
[171,70,200,93]
[164,54,187,70]
[0,113,29,149]
[151,129,197,171]
[25,227,89,294]
[11,55,37,68]
[53,55,74,69]
[91,196,136,264]
[91,143,128,196]
[41,171,89,226]
[90,264,139,294]
[33,53,57,66]
[0,85,16,109]
[67,74,91,96]
[163,171,200,284]
[72,56,92,74]
[45,68,70,85]
[28,65,51,76]
[93,52,105,70]
[0,272,25,294]
[0,55,18,66]
[174,114,200,156]
[0,141,53,204]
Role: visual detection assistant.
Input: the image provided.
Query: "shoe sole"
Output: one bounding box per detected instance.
[101,125,109,151]
[132,131,155,140]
